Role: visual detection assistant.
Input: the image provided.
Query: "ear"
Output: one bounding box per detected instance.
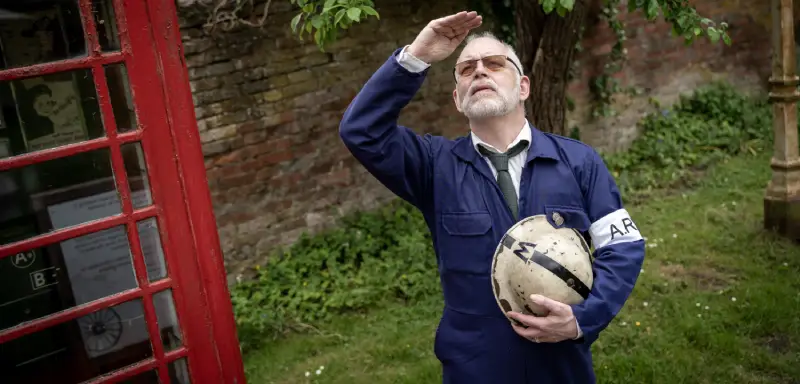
[453,88,463,112]
[519,75,531,101]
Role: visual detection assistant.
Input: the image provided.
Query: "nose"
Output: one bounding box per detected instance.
[472,59,490,78]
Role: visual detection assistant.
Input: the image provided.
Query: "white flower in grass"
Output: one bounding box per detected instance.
[643,301,649,307]
[305,372,310,377]
[316,369,321,375]
[731,297,737,302]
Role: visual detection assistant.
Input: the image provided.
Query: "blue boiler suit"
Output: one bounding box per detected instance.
[339,48,646,383]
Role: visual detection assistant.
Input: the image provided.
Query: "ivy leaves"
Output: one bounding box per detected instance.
[628,0,732,45]
[540,0,576,17]
[289,0,379,50]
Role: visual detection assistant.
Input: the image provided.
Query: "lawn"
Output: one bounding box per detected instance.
[242,151,800,384]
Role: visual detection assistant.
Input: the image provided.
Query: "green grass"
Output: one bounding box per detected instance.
[242,152,800,384]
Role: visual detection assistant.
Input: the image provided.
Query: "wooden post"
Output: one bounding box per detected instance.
[765,0,800,241]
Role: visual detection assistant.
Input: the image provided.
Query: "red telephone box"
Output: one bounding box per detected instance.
[0,0,246,383]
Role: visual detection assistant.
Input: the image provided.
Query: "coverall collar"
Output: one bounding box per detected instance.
[453,120,560,165]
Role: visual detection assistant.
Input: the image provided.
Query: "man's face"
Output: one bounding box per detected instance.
[452,38,529,120]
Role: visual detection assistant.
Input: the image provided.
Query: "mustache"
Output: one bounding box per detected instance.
[467,80,498,96]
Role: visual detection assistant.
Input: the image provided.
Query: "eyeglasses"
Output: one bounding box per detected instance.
[454,55,523,80]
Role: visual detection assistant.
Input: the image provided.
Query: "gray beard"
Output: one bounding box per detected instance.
[460,86,520,119]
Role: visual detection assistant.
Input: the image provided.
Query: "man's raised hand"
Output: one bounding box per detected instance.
[407,11,483,64]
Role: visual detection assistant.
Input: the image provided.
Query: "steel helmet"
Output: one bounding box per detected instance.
[491,214,594,322]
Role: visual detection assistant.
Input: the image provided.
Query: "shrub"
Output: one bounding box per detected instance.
[230,199,438,352]
[602,82,773,196]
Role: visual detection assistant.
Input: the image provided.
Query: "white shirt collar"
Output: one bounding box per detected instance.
[471,120,532,154]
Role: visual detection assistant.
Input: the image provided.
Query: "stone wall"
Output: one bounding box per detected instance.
[177,0,772,281]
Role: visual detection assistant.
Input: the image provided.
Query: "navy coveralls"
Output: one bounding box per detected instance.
[339,48,646,383]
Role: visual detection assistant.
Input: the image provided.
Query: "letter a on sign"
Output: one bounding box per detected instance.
[12,251,36,269]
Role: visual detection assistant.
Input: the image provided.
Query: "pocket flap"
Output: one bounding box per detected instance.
[441,211,492,236]
[544,205,592,231]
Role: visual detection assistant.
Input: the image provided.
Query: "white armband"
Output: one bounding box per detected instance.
[589,208,643,249]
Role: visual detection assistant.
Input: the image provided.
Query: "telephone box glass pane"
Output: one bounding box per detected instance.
[105,64,138,133]
[0,2,86,70]
[168,358,191,384]
[138,218,167,282]
[92,0,121,52]
[153,289,182,351]
[123,142,153,209]
[0,148,122,247]
[0,224,141,332]
[0,69,105,155]
[0,299,154,384]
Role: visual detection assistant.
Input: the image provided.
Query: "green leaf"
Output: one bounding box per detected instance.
[347,7,361,21]
[311,15,324,29]
[335,9,347,25]
[324,0,336,11]
[645,0,659,19]
[722,33,732,45]
[707,26,720,43]
[361,5,379,19]
[541,0,556,14]
[290,13,302,32]
[559,0,574,11]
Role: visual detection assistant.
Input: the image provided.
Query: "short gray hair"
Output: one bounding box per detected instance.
[463,31,524,80]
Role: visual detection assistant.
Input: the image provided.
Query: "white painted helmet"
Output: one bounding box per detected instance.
[491,214,594,323]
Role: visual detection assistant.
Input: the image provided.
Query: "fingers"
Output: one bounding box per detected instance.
[507,311,547,329]
[511,323,565,343]
[529,294,567,315]
[431,11,482,37]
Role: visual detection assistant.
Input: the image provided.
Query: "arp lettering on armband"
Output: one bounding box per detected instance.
[589,209,643,249]
[610,218,638,239]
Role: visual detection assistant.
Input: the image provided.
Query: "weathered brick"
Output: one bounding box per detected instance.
[201,124,238,144]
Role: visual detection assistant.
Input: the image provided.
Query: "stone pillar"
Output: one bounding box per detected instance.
[765,0,800,241]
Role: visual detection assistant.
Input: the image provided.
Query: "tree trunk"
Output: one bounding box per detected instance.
[514,0,589,135]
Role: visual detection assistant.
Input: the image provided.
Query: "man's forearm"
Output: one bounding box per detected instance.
[338,48,435,210]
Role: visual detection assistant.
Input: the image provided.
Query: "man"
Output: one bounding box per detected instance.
[339,11,645,383]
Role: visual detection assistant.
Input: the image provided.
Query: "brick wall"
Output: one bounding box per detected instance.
[177,0,772,281]
[179,0,473,281]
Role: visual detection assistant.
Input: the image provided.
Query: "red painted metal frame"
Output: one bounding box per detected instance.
[0,0,245,382]
[145,0,247,381]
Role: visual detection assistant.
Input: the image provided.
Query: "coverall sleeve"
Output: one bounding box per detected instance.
[339,49,435,211]
[571,148,646,344]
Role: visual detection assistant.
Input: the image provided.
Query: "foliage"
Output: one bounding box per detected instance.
[230,83,774,353]
[288,0,379,50]
[230,199,439,352]
[602,82,773,197]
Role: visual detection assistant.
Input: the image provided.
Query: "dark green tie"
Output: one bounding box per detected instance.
[478,140,529,220]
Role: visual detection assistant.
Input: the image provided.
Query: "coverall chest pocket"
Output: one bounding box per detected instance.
[439,211,495,275]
